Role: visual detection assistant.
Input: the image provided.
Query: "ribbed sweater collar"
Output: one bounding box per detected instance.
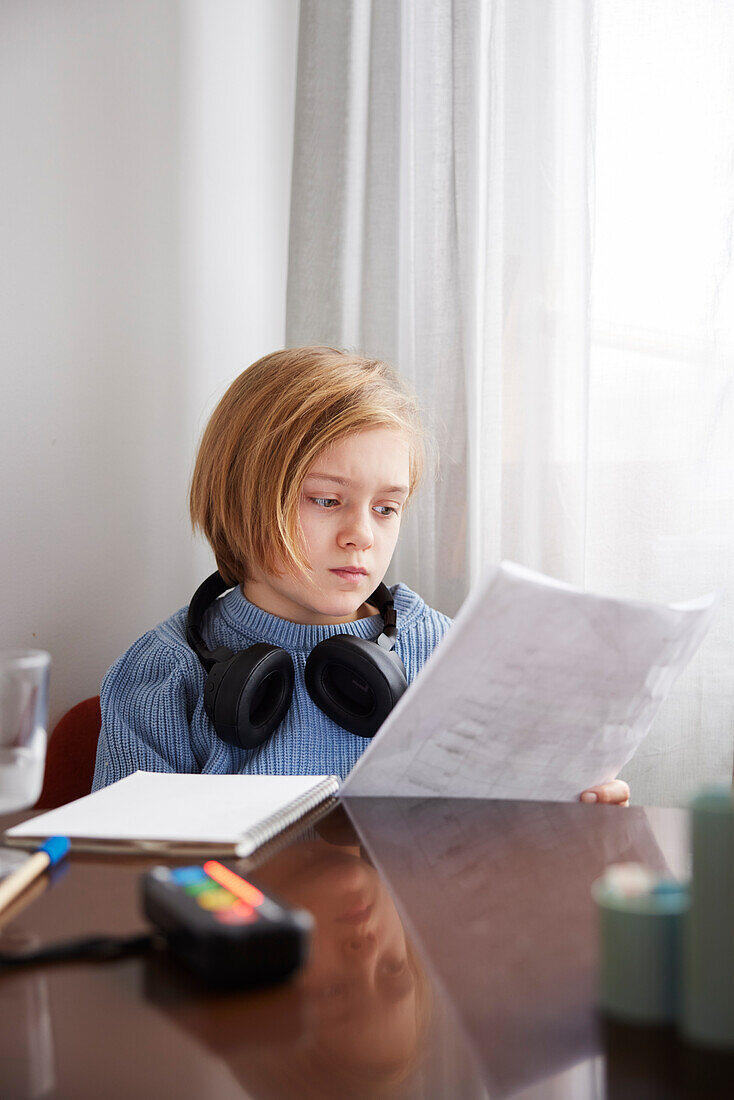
[214,583,425,652]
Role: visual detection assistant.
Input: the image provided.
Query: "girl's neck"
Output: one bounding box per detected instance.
[241,580,380,626]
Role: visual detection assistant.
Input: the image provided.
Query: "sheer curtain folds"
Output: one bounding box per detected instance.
[288,0,596,608]
[286,0,734,805]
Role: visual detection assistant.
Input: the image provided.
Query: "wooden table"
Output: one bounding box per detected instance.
[0,799,731,1099]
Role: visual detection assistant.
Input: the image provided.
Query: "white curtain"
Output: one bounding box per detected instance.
[286,0,734,806]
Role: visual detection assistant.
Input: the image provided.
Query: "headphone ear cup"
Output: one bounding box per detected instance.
[305,636,407,738]
[207,644,294,750]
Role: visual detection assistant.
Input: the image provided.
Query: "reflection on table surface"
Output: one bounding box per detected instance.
[148,805,486,1100]
[1,799,732,1100]
[344,798,671,1098]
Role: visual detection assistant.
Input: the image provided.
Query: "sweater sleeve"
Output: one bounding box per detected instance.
[92,631,200,791]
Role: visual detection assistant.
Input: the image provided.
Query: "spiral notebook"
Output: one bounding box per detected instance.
[4,771,341,857]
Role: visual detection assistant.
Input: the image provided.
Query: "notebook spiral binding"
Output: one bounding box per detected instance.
[236,776,341,856]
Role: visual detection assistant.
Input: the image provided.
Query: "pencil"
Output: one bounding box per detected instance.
[0,837,70,915]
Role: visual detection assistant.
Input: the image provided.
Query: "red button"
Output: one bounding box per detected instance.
[215,902,256,925]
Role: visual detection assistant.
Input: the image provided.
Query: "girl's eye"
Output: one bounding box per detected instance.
[310,497,340,508]
[374,505,399,517]
[379,958,407,976]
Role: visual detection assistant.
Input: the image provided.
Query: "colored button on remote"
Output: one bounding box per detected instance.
[184,881,215,898]
[215,903,257,926]
[197,888,237,911]
[171,867,209,886]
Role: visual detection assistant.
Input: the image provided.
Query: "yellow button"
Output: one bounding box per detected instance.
[197,887,236,911]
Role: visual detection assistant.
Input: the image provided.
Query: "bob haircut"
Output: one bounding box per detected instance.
[189,346,425,585]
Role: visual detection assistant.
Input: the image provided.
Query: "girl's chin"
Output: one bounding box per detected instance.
[308,592,369,620]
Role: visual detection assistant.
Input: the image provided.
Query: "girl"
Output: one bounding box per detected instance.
[92,347,628,805]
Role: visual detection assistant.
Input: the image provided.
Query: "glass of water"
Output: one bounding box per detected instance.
[0,650,51,814]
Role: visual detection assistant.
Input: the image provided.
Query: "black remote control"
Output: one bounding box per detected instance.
[142,861,312,988]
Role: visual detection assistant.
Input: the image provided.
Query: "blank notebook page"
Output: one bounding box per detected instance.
[6,771,338,845]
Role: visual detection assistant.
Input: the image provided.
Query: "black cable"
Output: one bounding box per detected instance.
[0,932,155,970]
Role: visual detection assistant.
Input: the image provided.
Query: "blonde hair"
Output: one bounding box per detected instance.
[189,346,424,585]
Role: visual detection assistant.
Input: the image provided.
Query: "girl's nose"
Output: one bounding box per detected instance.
[338,510,373,550]
[341,932,378,959]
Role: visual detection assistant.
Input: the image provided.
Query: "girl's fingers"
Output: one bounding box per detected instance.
[579,779,631,805]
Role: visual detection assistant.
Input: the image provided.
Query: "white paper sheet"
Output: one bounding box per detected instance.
[342,562,717,801]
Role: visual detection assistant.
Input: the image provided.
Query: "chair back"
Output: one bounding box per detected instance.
[34,696,101,809]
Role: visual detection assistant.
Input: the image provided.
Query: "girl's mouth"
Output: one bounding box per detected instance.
[330,568,367,582]
[335,904,373,925]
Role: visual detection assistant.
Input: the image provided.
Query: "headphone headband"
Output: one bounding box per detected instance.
[186,573,398,666]
[186,571,407,748]
[186,572,232,671]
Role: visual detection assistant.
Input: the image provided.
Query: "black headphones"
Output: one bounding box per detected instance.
[186,572,408,750]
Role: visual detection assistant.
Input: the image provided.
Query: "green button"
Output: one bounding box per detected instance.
[184,881,215,897]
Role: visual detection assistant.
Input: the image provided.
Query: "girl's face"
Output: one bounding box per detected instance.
[256,839,421,1076]
[245,427,411,625]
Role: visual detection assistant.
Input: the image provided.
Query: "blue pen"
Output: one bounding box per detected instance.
[0,837,70,915]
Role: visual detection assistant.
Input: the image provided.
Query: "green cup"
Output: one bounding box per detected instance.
[594,866,688,1026]
[681,787,734,1050]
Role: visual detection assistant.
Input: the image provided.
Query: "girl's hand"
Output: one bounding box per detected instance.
[579,779,630,806]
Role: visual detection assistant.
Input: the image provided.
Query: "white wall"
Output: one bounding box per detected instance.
[0,1,300,728]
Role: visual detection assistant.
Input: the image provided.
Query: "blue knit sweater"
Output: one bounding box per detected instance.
[92,583,452,791]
